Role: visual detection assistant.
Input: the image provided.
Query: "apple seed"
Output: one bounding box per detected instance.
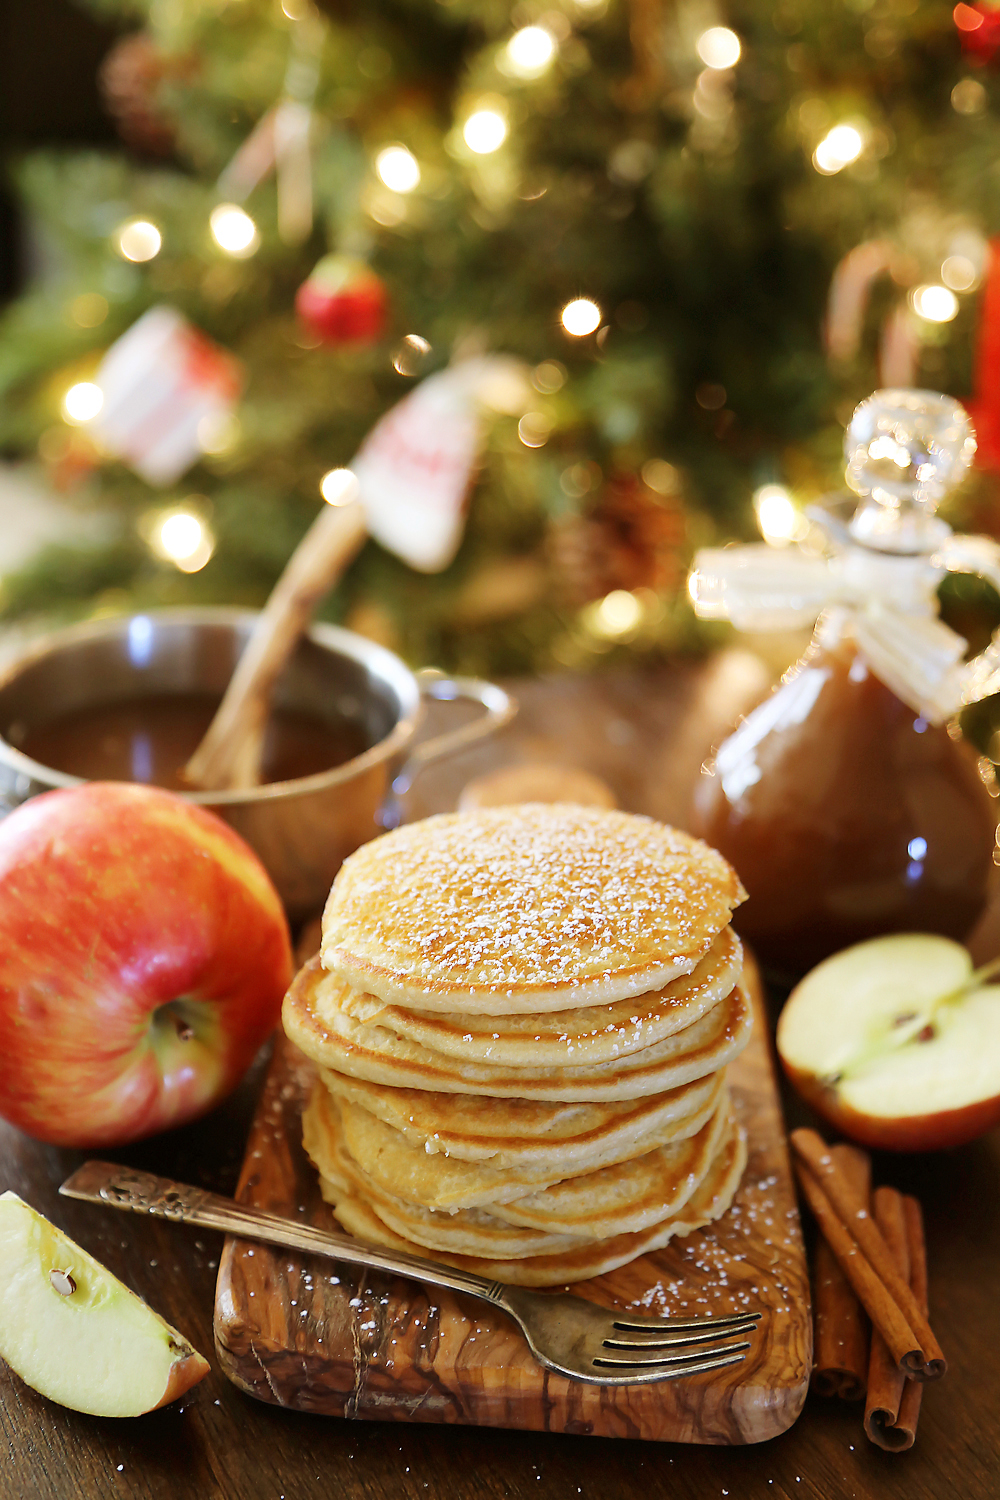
[49,1268,77,1296]
[916,1024,936,1043]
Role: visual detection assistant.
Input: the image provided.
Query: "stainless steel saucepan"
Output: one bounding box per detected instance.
[0,607,515,919]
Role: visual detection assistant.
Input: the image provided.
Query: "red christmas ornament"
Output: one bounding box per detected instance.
[295,256,388,345]
[954,3,1000,64]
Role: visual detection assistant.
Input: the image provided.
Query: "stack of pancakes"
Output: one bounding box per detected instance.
[283,804,752,1286]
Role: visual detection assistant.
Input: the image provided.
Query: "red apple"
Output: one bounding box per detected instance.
[776,933,1000,1151]
[0,782,293,1148]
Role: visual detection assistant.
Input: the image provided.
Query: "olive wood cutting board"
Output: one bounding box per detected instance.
[214,958,811,1443]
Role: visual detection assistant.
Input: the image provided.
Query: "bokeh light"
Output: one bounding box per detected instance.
[156,511,214,572]
[505,26,556,78]
[590,589,643,638]
[941,256,977,292]
[812,124,864,174]
[642,459,680,494]
[376,146,421,193]
[210,204,259,257]
[532,360,567,393]
[463,109,508,154]
[62,382,104,424]
[953,3,985,30]
[320,468,360,505]
[197,411,241,456]
[116,219,162,263]
[392,335,432,376]
[952,78,987,114]
[517,412,552,448]
[696,27,741,69]
[754,484,804,545]
[911,284,959,322]
[561,298,602,336]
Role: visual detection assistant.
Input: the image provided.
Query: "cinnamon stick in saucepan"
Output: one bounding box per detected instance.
[791,1130,945,1380]
[811,1144,871,1400]
[793,1161,926,1377]
[864,1187,913,1449]
[184,497,367,791]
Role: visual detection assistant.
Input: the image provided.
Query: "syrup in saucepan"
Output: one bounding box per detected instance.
[12,692,369,790]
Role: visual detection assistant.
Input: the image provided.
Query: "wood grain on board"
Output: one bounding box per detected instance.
[214,957,811,1444]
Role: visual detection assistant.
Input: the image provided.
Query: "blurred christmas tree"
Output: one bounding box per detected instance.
[3,0,1000,673]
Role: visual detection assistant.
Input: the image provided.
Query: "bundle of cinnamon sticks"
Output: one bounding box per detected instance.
[792,1128,941,1452]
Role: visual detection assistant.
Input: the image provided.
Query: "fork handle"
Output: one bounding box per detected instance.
[59,1160,508,1306]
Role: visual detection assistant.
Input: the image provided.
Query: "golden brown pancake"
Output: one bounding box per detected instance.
[318,1126,590,1258]
[488,1100,730,1237]
[303,1080,726,1216]
[319,1118,747,1286]
[314,1098,739,1256]
[286,957,753,1101]
[320,806,746,1012]
[310,1086,731,1237]
[333,927,743,1068]
[318,1066,724,1172]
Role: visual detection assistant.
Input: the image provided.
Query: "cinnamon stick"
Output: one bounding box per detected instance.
[811,1143,871,1400]
[793,1160,925,1377]
[184,497,367,790]
[894,1197,929,1446]
[791,1129,945,1380]
[864,1187,912,1450]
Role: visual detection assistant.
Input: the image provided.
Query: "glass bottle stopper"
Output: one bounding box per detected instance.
[844,388,977,554]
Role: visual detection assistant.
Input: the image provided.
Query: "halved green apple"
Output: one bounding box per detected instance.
[777,933,1000,1151]
[0,1192,209,1416]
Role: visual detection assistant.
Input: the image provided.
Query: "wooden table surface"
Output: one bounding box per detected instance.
[4,650,1000,1500]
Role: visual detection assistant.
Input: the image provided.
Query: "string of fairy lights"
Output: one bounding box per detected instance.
[51,5,993,637]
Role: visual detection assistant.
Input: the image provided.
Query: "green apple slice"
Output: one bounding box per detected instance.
[0,1192,209,1416]
[777,934,1000,1151]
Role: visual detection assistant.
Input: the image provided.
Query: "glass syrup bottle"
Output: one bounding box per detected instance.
[690,389,999,981]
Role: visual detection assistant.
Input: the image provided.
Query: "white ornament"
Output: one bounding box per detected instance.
[93,307,241,487]
[352,357,525,573]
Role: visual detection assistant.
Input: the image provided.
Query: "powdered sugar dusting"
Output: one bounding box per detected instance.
[322,805,744,996]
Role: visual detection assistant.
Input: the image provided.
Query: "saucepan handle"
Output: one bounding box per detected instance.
[391,669,516,796]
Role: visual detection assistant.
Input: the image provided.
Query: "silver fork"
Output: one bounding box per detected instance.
[60,1161,760,1387]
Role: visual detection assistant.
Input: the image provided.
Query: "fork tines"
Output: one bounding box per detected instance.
[592,1343,751,1375]
[604,1311,760,1352]
[612,1311,762,1334]
[591,1310,760,1377]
